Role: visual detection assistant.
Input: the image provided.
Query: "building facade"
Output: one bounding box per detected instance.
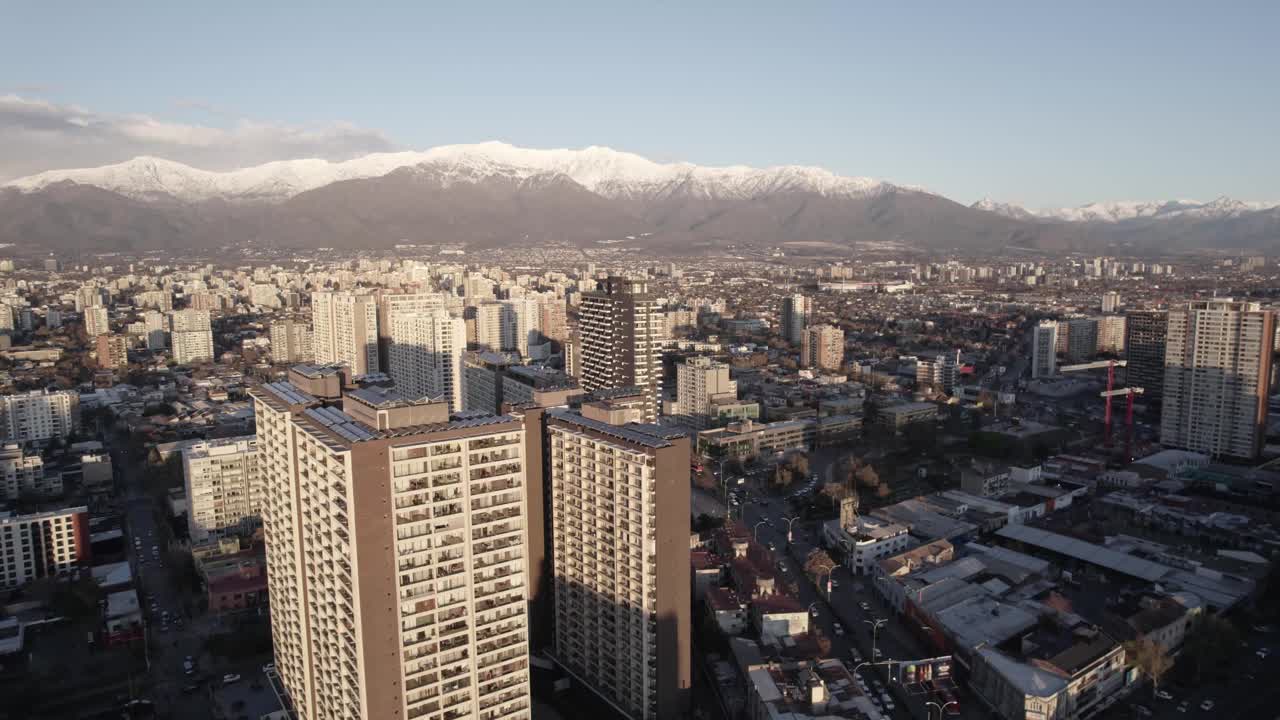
[1160,299,1275,459]
[312,291,380,376]
[0,506,90,589]
[388,309,467,411]
[270,319,315,364]
[780,294,812,346]
[182,436,263,542]
[1125,310,1167,403]
[0,389,79,445]
[577,278,662,422]
[675,356,737,427]
[1031,321,1058,379]
[801,324,844,371]
[251,382,532,720]
[169,309,215,365]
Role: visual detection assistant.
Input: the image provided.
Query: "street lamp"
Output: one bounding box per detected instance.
[864,618,887,661]
[782,515,801,545]
[754,521,768,542]
[927,701,958,720]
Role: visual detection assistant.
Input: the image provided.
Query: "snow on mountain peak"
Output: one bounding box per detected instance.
[3,141,900,204]
[974,195,1279,223]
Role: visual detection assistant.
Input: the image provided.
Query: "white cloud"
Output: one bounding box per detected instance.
[0,94,398,182]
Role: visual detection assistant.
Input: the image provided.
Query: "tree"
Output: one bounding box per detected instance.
[1124,636,1173,693]
[854,464,880,489]
[804,548,836,583]
[1181,614,1241,684]
[821,482,848,510]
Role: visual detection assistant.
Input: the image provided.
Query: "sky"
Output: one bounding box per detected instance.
[2,1,1277,208]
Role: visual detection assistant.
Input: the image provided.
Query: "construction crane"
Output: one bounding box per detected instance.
[1059,360,1140,454]
[1101,387,1144,460]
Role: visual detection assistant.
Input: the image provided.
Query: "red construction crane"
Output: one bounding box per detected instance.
[1060,360,1135,451]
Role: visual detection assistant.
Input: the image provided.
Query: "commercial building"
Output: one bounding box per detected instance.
[675,356,738,427]
[387,308,467,411]
[1124,310,1167,404]
[1031,321,1058,379]
[822,516,912,575]
[251,381,532,720]
[578,277,662,422]
[0,506,90,589]
[169,309,214,364]
[1160,299,1275,459]
[916,353,959,394]
[801,324,844,371]
[780,294,812,346]
[312,291,380,376]
[0,389,79,445]
[269,319,315,364]
[531,407,691,720]
[876,402,938,434]
[182,436,263,542]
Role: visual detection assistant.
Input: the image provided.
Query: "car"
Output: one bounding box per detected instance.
[1155,690,1173,701]
[182,683,201,694]
[1133,706,1152,717]
[883,701,895,711]
[768,541,777,551]
[262,662,276,672]
[830,579,839,589]
[778,562,788,572]
[811,607,821,618]
[223,674,242,684]
[1256,647,1270,659]
[1200,700,1214,711]
[859,602,871,611]
[872,648,882,659]
[833,623,845,636]
[1176,701,1188,713]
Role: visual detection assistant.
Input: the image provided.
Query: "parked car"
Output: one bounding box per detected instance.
[1155,690,1173,701]
[1200,700,1215,711]
[223,674,242,685]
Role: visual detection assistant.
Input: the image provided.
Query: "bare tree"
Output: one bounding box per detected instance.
[1123,636,1173,694]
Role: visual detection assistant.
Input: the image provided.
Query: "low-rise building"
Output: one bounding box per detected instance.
[875,401,938,434]
[822,516,913,575]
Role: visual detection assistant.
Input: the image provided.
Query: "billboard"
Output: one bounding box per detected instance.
[891,656,956,695]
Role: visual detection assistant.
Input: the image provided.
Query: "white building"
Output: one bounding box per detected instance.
[822,516,912,575]
[1031,321,1058,379]
[169,309,214,364]
[387,309,467,411]
[0,506,88,589]
[311,291,380,375]
[182,436,263,542]
[84,305,110,338]
[0,444,49,500]
[675,356,737,427]
[0,389,79,445]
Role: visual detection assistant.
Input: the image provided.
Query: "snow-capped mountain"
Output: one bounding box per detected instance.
[3,141,904,204]
[972,196,1279,223]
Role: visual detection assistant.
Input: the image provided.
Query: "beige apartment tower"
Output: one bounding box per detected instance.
[519,406,691,720]
[312,291,380,376]
[1160,299,1275,459]
[251,381,532,720]
[801,324,844,371]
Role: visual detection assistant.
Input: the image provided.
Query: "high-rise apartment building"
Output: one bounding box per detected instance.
[1096,314,1127,354]
[251,382,532,720]
[312,291,380,376]
[1102,291,1121,314]
[801,324,844,371]
[377,292,446,372]
[916,353,959,393]
[143,310,167,350]
[1160,299,1275,459]
[182,436,263,542]
[84,305,110,338]
[539,300,568,344]
[270,319,315,364]
[1031,321,1058,379]
[0,506,90,589]
[1125,310,1168,403]
[502,299,542,358]
[524,406,691,720]
[780,294,812,346]
[675,356,737,426]
[96,333,130,370]
[388,309,467,411]
[473,303,505,353]
[1064,317,1098,363]
[169,309,215,364]
[0,389,79,445]
[0,444,46,500]
[577,277,662,422]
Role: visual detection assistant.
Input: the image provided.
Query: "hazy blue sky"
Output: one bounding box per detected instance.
[3,1,1276,207]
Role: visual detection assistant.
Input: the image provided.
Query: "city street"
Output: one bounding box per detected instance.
[739,490,981,720]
